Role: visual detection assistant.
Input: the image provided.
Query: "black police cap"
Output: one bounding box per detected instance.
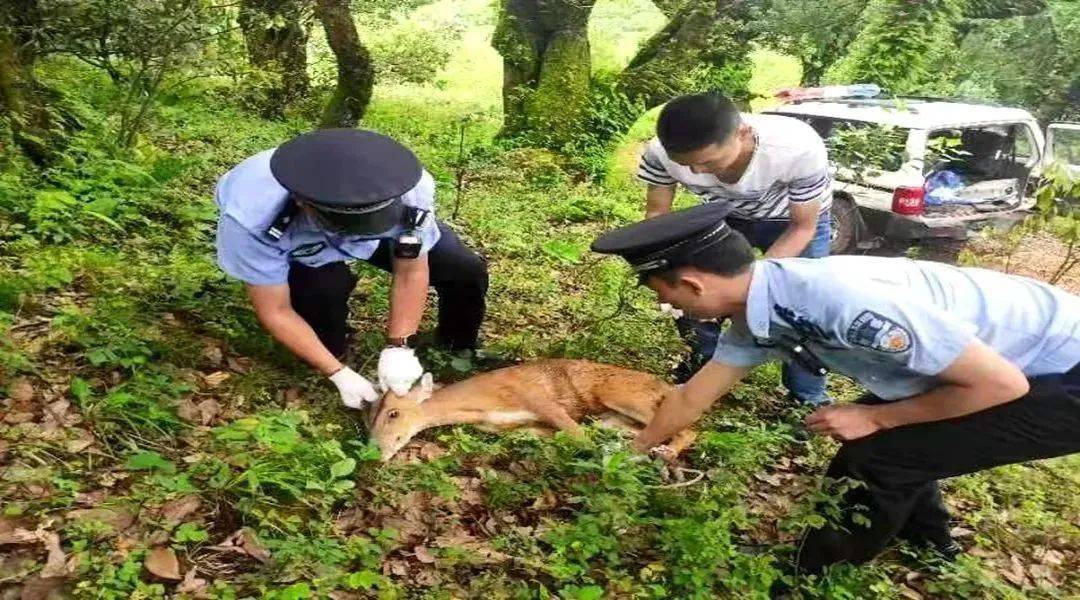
[269,129,422,208]
[591,202,734,273]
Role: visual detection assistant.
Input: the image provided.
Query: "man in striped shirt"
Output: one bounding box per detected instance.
[638,92,833,404]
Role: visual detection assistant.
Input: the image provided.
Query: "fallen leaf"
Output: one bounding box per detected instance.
[0,528,39,545]
[43,401,70,422]
[969,545,997,558]
[949,526,975,538]
[240,528,270,563]
[145,546,181,580]
[38,531,67,578]
[226,356,252,374]
[202,345,223,366]
[1002,554,1028,586]
[387,559,408,577]
[65,507,136,533]
[417,442,446,461]
[65,429,95,454]
[4,412,35,424]
[1028,563,1054,582]
[202,371,230,388]
[177,567,207,593]
[158,495,201,523]
[17,576,66,600]
[73,490,106,506]
[1035,548,1064,566]
[898,585,923,600]
[196,399,220,425]
[9,378,35,404]
[413,545,436,564]
[753,472,784,487]
[176,398,200,423]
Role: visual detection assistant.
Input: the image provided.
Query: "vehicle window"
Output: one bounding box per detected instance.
[925,124,1030,180]
[825,120,908,175]
[1050,127,1080,165]
[772,113,908,175]
[1014,125,1038,164]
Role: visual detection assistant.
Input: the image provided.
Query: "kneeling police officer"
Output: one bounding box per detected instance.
[592,202,1080,573]
[214,128,488,408]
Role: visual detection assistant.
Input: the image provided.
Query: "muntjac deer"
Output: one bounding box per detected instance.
[366,359,696,462]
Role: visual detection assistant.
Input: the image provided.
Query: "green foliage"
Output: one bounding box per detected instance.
[826,121,909,180]
[204,411,360,509]
[954,3,1079,119]
[368,20,462,85]
[827,0,964,95]
[755,0,869,85]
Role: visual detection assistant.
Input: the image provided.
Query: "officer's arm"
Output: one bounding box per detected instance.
[632,360,750,451]
[870,340,1030,429]
[644,184,676,219]
[246,283,343,376]
[387,253,430,339]
[764,197,820,258]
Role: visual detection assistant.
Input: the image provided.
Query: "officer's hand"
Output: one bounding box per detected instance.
[805,404,882,441]
[329,366,380,409]
[378,347,424,396]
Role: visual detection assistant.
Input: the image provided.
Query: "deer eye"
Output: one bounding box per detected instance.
[388,410,399,420]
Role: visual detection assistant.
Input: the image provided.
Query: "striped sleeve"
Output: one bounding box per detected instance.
[636,144,677,186]
[787,136,832,203]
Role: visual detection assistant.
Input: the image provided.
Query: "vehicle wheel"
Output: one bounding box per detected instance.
[830,195,858,255]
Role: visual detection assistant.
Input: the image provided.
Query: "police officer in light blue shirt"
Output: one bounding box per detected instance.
[591,202,1080,573]
[215,129,488,409]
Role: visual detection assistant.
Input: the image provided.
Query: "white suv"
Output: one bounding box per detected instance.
[766,97,1080,253]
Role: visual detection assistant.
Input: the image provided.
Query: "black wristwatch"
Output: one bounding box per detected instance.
[387,335,412,348]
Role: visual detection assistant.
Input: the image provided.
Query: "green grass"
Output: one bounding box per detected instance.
[0,3,1077,598]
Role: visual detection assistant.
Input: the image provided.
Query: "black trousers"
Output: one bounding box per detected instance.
[286,222,488,357]
[797,364,1080,573]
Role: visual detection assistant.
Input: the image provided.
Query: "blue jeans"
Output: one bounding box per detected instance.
[675,212,832,405]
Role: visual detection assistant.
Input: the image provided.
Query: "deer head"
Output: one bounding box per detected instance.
[366,372,435,461]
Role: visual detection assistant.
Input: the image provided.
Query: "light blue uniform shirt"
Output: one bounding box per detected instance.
[214,148,442,286]
[714,256,1080,400]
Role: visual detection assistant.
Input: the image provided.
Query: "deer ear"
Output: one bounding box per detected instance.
[419,372,434,397]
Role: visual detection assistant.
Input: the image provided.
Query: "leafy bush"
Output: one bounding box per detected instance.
[203,411,362,509]
[369,21,462,85]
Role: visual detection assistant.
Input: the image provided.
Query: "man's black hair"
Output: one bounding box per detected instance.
[657,92,741,154]
[642,228,756,285]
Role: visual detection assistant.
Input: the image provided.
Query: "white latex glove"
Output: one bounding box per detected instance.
[659,302,685,319]
[329,367,379,409]
[378,347,424,396]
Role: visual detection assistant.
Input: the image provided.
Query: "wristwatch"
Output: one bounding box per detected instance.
[387,335,412,348]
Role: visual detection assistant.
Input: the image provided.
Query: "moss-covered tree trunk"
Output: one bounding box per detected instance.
[238,0,311,118]
[617,0,754,111]
[0,0,60,164]
[314,0,373,128]
[492,0,597,147]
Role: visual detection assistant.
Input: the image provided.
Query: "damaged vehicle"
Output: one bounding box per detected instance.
[767,94,1080,253]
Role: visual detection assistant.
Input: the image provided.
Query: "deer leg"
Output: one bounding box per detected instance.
[665,429,697,457]
[527,400,583,436]
[595,412,640,437]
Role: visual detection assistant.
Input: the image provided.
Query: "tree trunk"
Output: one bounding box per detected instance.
[563,0,754,165]
[0,0,58,163]
[314,0,373,128]
[238,0,311,118]
[492,0,597,147]
[616,0,754,111]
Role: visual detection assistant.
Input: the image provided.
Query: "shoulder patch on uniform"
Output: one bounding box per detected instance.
[289,242,327,259]
[846,310,912,353]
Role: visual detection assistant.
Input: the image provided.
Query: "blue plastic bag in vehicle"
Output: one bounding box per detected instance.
[925,170,966,205]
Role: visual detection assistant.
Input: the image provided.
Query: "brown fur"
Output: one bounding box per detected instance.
[367,359,696,461]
